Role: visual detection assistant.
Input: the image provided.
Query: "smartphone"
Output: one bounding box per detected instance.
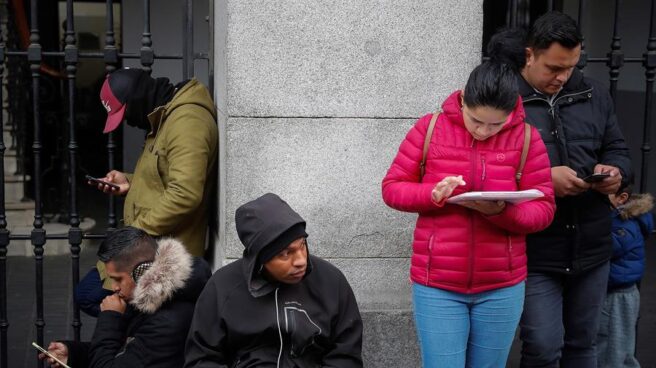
[85,174,120,190]
[32,342,72,368]
[583,172,611,183]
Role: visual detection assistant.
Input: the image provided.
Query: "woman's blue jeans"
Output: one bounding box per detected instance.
[412,282,525,368]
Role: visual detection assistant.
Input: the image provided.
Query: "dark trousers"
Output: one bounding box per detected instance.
[519,261,610,368]
[74,267,112,317]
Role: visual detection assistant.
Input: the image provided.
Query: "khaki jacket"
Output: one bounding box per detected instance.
[123,79,218,256]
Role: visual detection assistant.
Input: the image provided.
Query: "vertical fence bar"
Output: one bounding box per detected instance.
[28,0,45,365]
[577,0,588,69]
[105,0,118,229]
[141,0,153,72]
[64,0,82,342]
[182,0,193,80]
[641,0,656,193]
[607,0,624,104]
[0,1,8,365]
[509,0,518,27]
[522,0,531,28]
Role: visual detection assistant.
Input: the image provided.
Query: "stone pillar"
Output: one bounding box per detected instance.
[214,1,484,366]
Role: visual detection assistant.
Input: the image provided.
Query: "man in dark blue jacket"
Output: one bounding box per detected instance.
[501,11,633,368]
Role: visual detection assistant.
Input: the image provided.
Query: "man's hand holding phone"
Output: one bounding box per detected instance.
[589,164,622,195]
[551,166,590,197]
[34,341,70,368]
[86,170,130,196]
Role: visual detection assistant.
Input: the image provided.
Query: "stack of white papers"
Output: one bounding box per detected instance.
[446,189,544,204]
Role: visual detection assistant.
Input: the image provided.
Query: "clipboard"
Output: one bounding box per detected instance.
[446,189,544,204]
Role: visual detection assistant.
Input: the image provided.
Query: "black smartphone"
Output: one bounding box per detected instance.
[85,175,120,190]
[583,172,611,183]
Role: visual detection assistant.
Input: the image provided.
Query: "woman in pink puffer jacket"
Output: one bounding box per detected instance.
[382,56,555,367]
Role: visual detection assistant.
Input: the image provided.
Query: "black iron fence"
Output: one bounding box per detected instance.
[0,0,210,367]
[0,0,655,367]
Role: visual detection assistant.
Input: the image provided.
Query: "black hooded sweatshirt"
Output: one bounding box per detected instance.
[184,193,363,368]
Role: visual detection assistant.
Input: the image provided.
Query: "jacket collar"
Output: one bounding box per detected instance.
[130,238,193,314]
[519,68,591,101]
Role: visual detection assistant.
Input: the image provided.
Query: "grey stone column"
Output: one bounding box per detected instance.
[214,1,484,366]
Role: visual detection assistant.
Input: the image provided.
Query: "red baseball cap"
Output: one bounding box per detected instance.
[100,75,127,133]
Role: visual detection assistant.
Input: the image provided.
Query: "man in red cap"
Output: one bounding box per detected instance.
[78,68,218,317]
[95,68,218,255]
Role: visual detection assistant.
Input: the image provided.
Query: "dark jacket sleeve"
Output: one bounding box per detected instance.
[61,340,91,368]
[598,88,633,186]
[184,278,230,368]
[322,272,363,368]
[88,308,190,368]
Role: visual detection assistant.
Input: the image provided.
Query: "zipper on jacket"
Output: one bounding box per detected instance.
[507,233,513,273]
[481,155,487,182]
[275,288,283,368]
[467,142,478,291]
[468,214,475,290]
[426,234,434,285]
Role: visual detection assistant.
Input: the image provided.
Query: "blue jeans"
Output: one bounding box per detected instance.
[412,282,525,368]
[519,261,610,368]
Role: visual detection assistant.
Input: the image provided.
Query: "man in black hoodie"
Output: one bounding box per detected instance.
[39,227,211,368]
[184,193,363,368]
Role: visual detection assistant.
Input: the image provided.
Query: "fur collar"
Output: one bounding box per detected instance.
[131,238,192,314]
[618,193,654,220]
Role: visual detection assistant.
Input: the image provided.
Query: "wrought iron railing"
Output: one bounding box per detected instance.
[0,1,210,367]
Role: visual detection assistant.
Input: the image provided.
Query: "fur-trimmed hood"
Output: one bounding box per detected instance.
[130,238,209,314]
[618,193,654,220]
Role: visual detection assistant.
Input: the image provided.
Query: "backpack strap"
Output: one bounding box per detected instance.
[515,122,531,185]
[420,112,440,181]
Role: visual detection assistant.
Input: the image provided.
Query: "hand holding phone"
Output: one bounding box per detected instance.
[583,172,611,183]
[85,174,120,190]
[32,342,71,368]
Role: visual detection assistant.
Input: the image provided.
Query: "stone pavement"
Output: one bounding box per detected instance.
[3,238,656,368]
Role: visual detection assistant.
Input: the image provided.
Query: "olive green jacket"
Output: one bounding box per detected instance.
[123,79,218,256]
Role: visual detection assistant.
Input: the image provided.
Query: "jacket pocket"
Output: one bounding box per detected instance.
[138,148,166,193]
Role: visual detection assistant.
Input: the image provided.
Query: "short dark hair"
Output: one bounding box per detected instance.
[97,227,157,271]
[528,11,582,51]
[618,183,634,197]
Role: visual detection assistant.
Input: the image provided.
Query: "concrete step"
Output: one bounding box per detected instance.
[3,175,27,203]
[5,200,36,227]
[3,157,17,174]
[5,217,98,256]
[4,150,20,175]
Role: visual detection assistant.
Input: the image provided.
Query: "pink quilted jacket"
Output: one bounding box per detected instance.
[382,90,555,294]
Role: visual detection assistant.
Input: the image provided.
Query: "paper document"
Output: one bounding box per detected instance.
[447,189,544,204]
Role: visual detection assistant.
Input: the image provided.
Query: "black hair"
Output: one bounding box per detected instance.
[97,226,157,271]
[527,11,582,51]
[618,183,634,197]
[464,28,525,113]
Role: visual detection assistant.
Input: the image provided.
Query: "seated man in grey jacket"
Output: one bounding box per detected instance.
[184,193,363,368]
